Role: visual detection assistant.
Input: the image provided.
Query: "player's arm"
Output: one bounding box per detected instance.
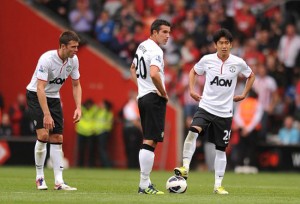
[189,68,201,101]
[37,79,55,130]
[233,72,255,102]
[130,63,137,85]
[72,79,82,123]
[150,65,168,101]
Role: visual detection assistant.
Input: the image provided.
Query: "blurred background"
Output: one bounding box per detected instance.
[0,0,300,173]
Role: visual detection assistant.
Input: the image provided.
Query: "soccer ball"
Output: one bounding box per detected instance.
[166,175,187,193]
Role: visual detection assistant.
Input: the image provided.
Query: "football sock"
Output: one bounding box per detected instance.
[182,130,198,170]
[139,148,154,189]
[214,150,227,188]
[50,144,64,185]
[35,140,47,179]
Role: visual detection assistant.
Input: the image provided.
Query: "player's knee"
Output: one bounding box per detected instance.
[185,127,200,143]
[189,126,200,133]
[142,143,155,152]
[37,133,49,142]
[49,134,63,144]
[216,145,226,152]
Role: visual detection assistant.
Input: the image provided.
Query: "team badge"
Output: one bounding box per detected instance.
[229,66,236,73]
[66,65,72,72]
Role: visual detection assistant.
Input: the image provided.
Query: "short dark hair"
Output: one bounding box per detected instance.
[213,28,233,43]
[150,19,171,34]
[59,30,80,46]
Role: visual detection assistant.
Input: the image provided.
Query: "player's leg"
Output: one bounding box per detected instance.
[137,93,166,194]
[214,146,228,194]
[174,108,210,179]
[49,134,63,184]
[48,98,77,191]
[26,91,49,190]
[174,126,201,179]
[35,129,49,190]
[211,117,232,195]
[49,134,77,190]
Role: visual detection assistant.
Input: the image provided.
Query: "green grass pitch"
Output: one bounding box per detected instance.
[0,166,299,203]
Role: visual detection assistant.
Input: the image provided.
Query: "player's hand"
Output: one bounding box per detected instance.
[233,95,245,102]
[43,114,55,130]
[190,91,201,102]
[73,108,82,123]
[157,90,169,102]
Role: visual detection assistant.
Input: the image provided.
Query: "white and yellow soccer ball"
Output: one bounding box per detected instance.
[166,175,187,193]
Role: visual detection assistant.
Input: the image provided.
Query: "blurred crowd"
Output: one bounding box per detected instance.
[3,0,300,169]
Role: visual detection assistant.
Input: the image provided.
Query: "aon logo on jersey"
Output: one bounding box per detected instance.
[50,78,66,85]
[210,76,232,87]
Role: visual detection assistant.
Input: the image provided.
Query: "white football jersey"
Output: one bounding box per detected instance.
[132,39,165,99]
[194,53,252,118]
[26,50,80,98]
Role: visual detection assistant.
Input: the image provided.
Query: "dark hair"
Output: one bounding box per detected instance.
[59,30,80,46]
[83,98,94,108]
[150,19,171,34]
[213,28,233,43]
[103,100,112,110]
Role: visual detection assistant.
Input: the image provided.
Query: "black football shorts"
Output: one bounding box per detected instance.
[138,92,167,142]
[190,107,232,147]
[26,90,63,134]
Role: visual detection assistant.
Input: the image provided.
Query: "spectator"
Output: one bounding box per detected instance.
[94,10,115,48]
[122,91,143,169]
[277,23,300,87]
[46,0,70,21]
[132,21,147,45]
[75,98,97,167]
[9,93,27,136]
[0,113,12,137]
[157,2,174,23]
[234,2,256,39]
[234,89,263,174]
[69,0,95,37]
[94,100,114,167]
[252,63,278,141]
[243,38,265,66]
[295,78,300,121]
[103,0,122,17]
[278,115,300,145]
[182,9,197,35]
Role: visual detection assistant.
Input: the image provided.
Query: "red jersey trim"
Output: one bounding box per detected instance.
[37,78,48,82]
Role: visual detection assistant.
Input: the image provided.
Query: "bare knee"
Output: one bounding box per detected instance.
[36,129,49,142]
[143,140,157,149]
[49,134,63,144]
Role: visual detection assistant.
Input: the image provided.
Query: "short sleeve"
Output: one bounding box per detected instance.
[70,55,80,80]
[36,56,50,81]
[239,60,252,78]
[193,57,205,75]
[150,54,163,70]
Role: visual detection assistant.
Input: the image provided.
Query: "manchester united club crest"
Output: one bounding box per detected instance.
[229,66,236,73]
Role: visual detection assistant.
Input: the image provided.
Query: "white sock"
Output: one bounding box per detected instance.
[139,149,154,189]
[182,131,198,170]
[50,144,64,185]
[214,150,227,188]
[35,140,47,179]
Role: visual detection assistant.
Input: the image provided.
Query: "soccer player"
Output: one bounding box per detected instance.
[26,30,82,191]
[130,19,171,194]
[174,28,255,194]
